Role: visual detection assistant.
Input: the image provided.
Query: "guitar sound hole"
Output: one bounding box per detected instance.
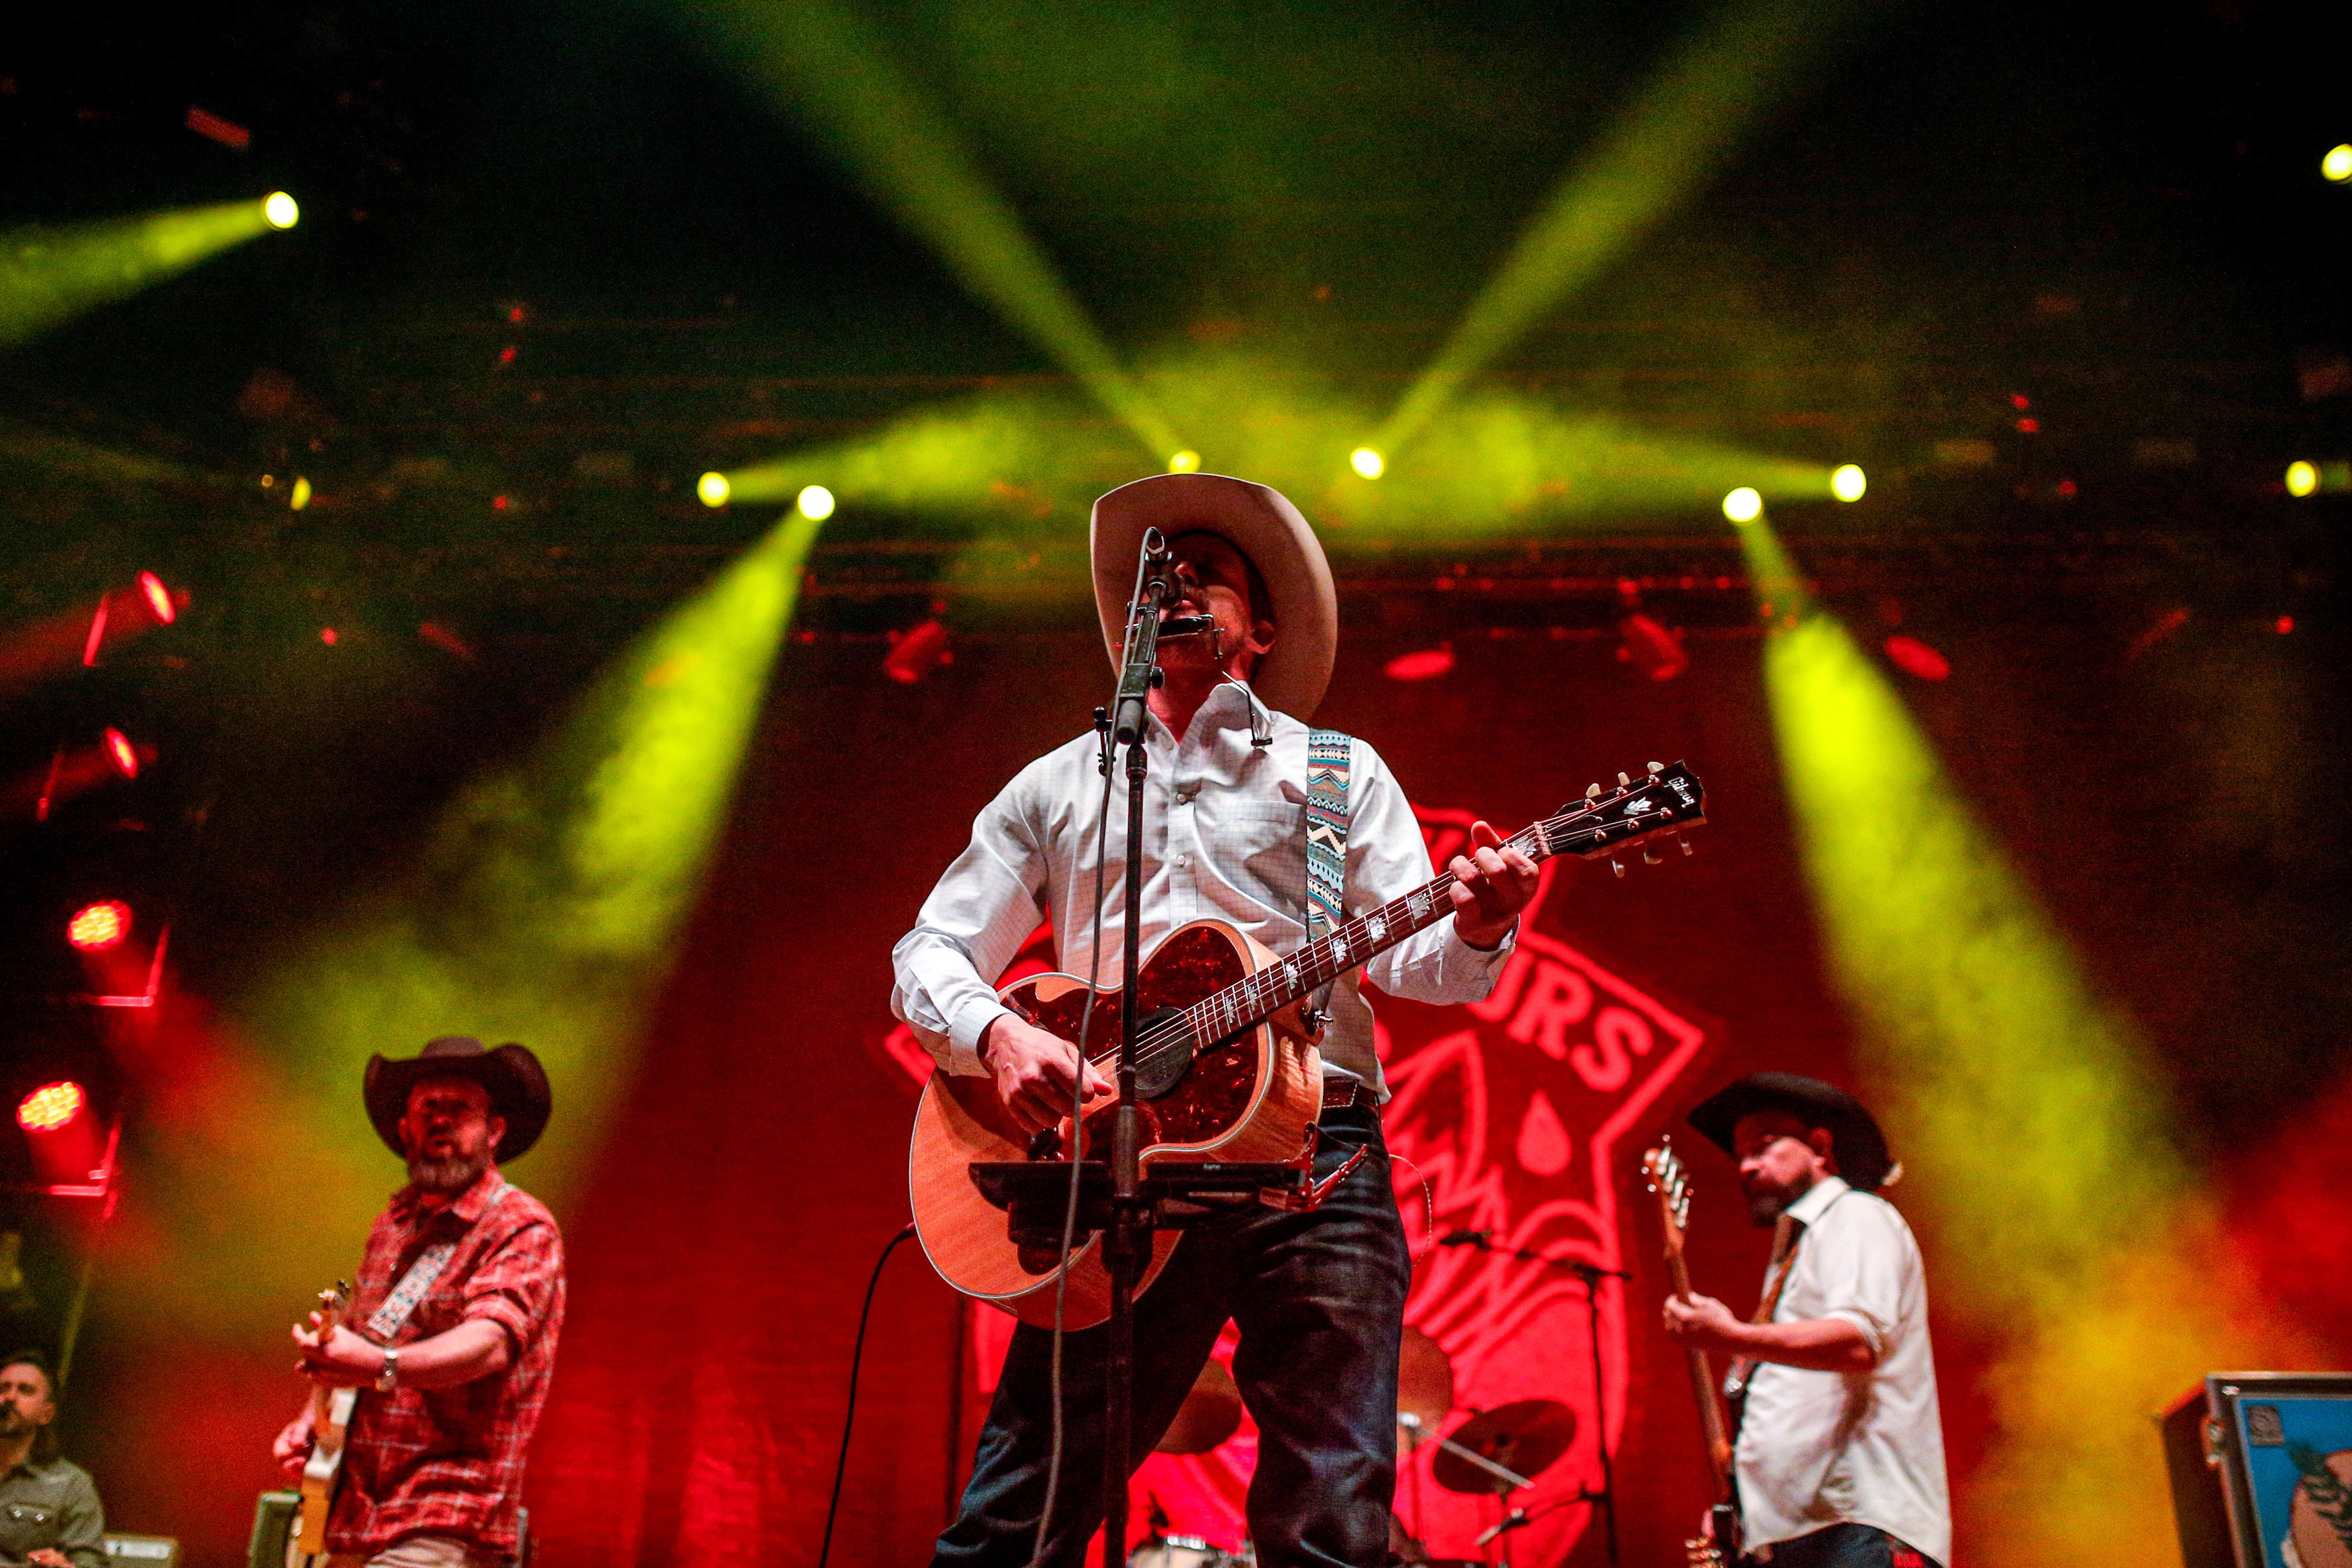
[1130,1007,1194,1099]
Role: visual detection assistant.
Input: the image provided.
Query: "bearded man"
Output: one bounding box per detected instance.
[1663,1074,1950,1568]
[271,1037,566,1568]
[0,1350,102,1568]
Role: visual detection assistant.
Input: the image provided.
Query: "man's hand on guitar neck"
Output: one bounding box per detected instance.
[979,1017,1113,1136]
[1448,820,1541,951]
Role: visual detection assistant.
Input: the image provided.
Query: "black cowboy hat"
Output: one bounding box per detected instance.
[1687,1072,1896,1192]
[365,1036,551,1163]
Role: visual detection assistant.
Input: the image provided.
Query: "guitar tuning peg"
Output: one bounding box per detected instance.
[1678,834,1693,856]
[1586,783,1601,800]
[1610,858,1625,878]
[1617,771,1631,786]
[1643,847,1663,865]
[1647,761,1663,774]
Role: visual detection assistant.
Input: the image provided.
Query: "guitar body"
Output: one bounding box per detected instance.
[294,1283,357,1559]
[909,919,1323,1329]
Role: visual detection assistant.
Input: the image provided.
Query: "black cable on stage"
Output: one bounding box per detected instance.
[818,1219,918,1568]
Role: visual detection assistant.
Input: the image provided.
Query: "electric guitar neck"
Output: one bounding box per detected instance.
[1644,1140,1741,1566]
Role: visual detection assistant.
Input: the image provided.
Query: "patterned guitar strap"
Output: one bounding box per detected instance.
[366,1182,513,1342]
[1303,729,1354,985]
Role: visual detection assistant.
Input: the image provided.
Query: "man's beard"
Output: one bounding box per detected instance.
[0,1401,32,1437]
[409,1147,490,1194]
[1746,1175,1809,1226]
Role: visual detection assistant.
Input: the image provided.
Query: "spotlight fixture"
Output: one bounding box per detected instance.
[796,485,837,521]
[102,728,139,779]
[1883,634,1950,682]
[1350,447,1385,480]
[68,901,131,953]
[1617,612,1689,681]
[289,476,312,511]
[262,192,300,230]
[1830,464,1867,502]
[1722,487,1764,524]
[2285,461,2318,498]
[138,572,177,624]
[2325,144,2352,184]
[1382,646,1454,682]
[16,1082,85,1135]
[697,472,732,508]
[1167,451,1201,475]
[884,618,952,684]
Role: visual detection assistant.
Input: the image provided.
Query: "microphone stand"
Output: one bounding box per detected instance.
[1447,1235,1627,1565]
[1100,528,1176,1568]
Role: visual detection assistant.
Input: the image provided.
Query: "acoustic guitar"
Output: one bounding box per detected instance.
[294,1281,358,1564]
[909,761,1707,1329]
[1642,1140,1741,1567]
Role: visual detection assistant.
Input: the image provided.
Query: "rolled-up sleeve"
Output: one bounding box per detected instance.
[1348,740,1514,1005]
[1797,1202,1907,1362]
[891,765,1053,1075]
[461,1216,565,1357]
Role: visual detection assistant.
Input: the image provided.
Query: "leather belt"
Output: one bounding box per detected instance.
[1320,1078,1372,1113]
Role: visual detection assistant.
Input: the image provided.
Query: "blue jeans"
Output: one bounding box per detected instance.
[1752,1523,1940,1568]
[932,1108,1409,1568]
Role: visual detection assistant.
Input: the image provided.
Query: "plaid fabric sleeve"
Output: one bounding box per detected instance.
[459,1213,564,1354]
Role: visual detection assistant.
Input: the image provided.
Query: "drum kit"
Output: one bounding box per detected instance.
[1130,1327,1579,1568]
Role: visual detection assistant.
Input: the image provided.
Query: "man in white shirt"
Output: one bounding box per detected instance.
[895,473,1540,1567]
[1663,1074,1951,1568]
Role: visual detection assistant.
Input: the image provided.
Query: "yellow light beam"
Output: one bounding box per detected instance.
[676,0,1183,461]
[1378,0,1876,453]
[1735,512,2304,1564]
[0,197,290,347]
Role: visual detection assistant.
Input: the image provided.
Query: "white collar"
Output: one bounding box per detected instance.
[1783,1172,1853,1227]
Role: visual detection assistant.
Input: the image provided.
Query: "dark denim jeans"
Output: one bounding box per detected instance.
[1751,1523,1940,1568]
[932,1107,1409,1568]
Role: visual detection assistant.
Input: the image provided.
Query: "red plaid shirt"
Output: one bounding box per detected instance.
[327,1166,566,1556]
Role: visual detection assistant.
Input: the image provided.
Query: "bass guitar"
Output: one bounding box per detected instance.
[910,761,1707,1329]
[295,1281,357,1564]
[1643,1139,1741,1567]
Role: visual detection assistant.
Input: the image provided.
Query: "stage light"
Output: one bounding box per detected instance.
[796,485,836,521]
[2325,144,2352,183]
[16,1082,84,1135]
[102,728,139,778]
[2285,461,2318,498]
[1883,634,1950,681]
[1383,646,1455,682]
[698,471,731,508]
[289,476,312,511]
[1350,447,1384,480]
[1167,450,1201,474]
[1830,464,1867,502]
[68,901,131,953]
[138,572,177,624]
[1618,612,1688,681]
[1723,487,1763,523]
[884,618,952,683]
[262,192,300,230]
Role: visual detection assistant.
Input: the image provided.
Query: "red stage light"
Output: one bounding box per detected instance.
[493,495,509,510]
[1885,634,1951,682]
[1383,646,1455,682]
[138,572,177,624]
[320,627,339,645]
[68,901,131,952]
[2011,394,2030,410]
[883,619,953,684]
[2016,418,2039,433]
[1616,613,1688,682]
[16,1081,84,1135]
[2277,616,2294,635]
[102,728,139,778]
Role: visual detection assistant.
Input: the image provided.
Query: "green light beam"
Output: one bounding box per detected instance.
[231,510,822,1217]
[1735,511,2297,1563]
[1,199,287,347]
[1378,0,1875,454]
[676,0,1183,461]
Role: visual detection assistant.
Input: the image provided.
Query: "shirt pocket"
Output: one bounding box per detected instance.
[1194,802,1308,918]
[0,1501,58,1550]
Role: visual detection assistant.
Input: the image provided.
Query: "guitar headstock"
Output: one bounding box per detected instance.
[1538,762,1707,876]
[1642,1139,1692,1259]
[314,1280,353,1334]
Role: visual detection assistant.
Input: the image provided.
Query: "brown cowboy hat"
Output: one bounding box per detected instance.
[1687,1072,1896,1192]
[1089,472,1339,722]
[365,1036,551,1163]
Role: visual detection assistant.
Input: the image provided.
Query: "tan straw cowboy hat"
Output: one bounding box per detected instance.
[1089,473,1340,722]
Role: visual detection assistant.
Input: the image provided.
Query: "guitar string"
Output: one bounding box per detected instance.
[1060,801,1674,1080]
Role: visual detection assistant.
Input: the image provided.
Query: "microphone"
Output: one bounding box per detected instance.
[1438,1229,1493,1248]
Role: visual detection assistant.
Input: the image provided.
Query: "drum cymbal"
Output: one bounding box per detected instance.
[1397,1327,1453,1433]
[1429,1399,1576,1495]
[1156,1357,1243,1455]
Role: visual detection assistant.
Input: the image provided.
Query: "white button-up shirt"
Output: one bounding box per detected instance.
[890,683,1511,1094]
[1736,1174,1952,1565]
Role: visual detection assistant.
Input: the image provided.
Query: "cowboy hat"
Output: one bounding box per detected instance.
[1089,473,1339,722]
[1687,1072,1896,1192]
[365,1036,551,1163]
